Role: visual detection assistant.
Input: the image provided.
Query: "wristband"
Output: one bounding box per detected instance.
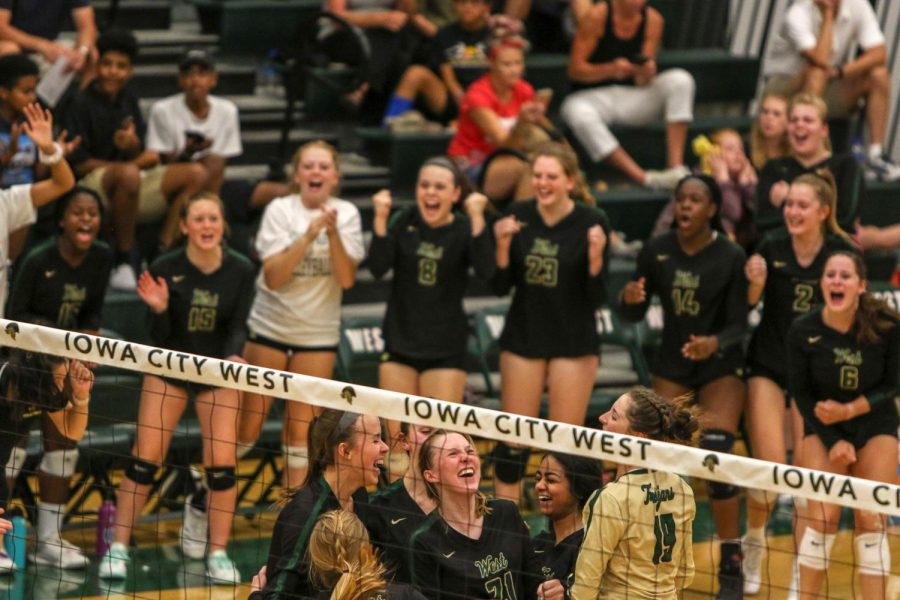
[38,142,64,166]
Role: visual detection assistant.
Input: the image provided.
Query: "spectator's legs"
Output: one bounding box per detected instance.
[384,66,448,122]
[237,341,289,466]
[857,223,900,250]
[0,41,21,56]
[851,436,895,600]
[101,163,141,258]
[653,68,695,168]
[199,155,227,194]
[482,155,532,203]
[159,162,208,249]
[545,355,596,426]
[282,351,335,489]
[745,376,788,531]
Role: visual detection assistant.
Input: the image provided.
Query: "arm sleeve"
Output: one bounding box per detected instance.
[214,102,243,158]
[62,99,93,167]
[367,212,399,279]
[787,324,843,450]
[675,504,695,592]
[835,158,863,231]
[715,248,749,351]
[261,505,314,600]
[7,250,39,322]
[222,261,255,357]
[618,244,652,323]
[862,320,900,408]
[585,211,611,308]
[857,2,886,50]
[515,512,540,600]
[409,530,442,599]
[337,204,366,265]
[147,261,173,347]
[255,201,293,261]
[782,5,817,52]
[467,226,496,282]
[753,161,785,233]
[145,103,177,154]
[570,491,623,600]
[77,253,112,331]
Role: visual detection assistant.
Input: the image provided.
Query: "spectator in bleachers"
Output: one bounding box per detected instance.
[748,91,790,172]
[146,49,242,196]
[0,0,97,77]
[0,350,92,574]
[238,141,365,491]
[256,409,388,599]
[382,0,491,126]
[62,28,208,290]
[741,171,857,596]
[0,102,75,316]
[490,143,609,504]
[531,452,602,600]
[620,175,747,599]
[561,0,695,190]
[5,186,110,570]
[447,17,554,204]
[98,193,254,584]
[762,0,900,182]
[368,158,493,458]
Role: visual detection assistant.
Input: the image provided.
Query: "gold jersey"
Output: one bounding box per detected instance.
[570,469,695,600]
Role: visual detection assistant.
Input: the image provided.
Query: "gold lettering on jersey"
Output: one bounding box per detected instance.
[62,284,86,303]
[188,289,219,332]
[642,484,676,512]
[296,256,333,277]
[833,348,862,367]
[417,242,442,286]
[416,242,444,260]
[530,238,559,257]
[474,552,509,578]
[57,284,87,328]
[672,270,699,289]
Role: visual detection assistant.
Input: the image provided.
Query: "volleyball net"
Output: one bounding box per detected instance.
[0,318,898,598]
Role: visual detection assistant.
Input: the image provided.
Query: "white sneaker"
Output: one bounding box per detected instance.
[180,494,208,560]
[741,534,764,595]
[98,542,129,579]
[785,560,799,600]
[108,263,137,291]
[0,550,15,574]
[865,154,900,182]
[206,550,240,584]
[644,165,691,190]
[30,537,90,569]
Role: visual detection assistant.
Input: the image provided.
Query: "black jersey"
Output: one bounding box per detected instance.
[262,476,371,599]
[747,230,857,379]
[313,583,427,600]
[368,208,494,360]
[755,154,863,234]
[787,309,900,450]
[8,239,112,331]
[365,479,431,583]
[532,528,583,592]
[492,201,611,359]
[620,231,747,383]
[148,247,255,358]
[409,499,542,600]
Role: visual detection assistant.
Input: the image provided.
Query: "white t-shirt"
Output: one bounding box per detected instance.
[764,0,885,78]
[247,194,365,346]
[0,184,35,317]
[145,94,243,159]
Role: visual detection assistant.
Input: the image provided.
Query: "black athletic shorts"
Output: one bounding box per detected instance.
[744,360,789,400]
[656,348,745,390]
[380,350,466,372]
[247,330,338,355]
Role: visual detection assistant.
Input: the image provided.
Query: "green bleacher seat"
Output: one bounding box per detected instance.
[862,181,900,226]
[356,128,454,195]
[189,0,319,50]
[337,314,386,388]
[594,189,669,242]
[102,291,152,344]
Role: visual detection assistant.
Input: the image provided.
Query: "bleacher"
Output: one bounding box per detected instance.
[28,0,898,524]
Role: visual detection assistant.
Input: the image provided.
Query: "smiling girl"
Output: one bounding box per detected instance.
[787,251,899,600]
[239,140,366,490]
[98,192,255,584]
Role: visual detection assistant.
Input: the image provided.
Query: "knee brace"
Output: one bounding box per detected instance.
[39,449,79,479]
[205,466,237,492]
[796,527,836,571]
[491,442,530,484]
[282,445,309,472]
[856,532,891,576]
[125,458,159,485]
[699,429,737,500]
[5,447,26,481]
[235,441,254,461]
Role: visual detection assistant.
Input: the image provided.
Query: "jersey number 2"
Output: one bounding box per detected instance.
[653,513,677,564]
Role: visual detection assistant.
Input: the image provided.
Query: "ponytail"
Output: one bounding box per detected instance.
[308,510,390,600]
[624,387,700,444]
[791,170,853,245]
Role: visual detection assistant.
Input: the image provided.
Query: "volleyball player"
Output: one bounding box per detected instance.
[239,140,366,490]
[0,351,93,573]
[532,452,602,600]
[571,387,697,599]
[491,142,610,504]
[258,409,388,599]
[620,174,747,598]
[741,171,857,594]
[365,423,436,583]
[7,187,110,569]
[98,193,255,583]
[410,430,542,599]
[369,157,493,477]
[787,251,899,600]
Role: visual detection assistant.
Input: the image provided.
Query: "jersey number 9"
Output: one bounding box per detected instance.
[653,513,677,564]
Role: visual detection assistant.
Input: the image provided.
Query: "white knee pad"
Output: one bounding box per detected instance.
[797,528,836,571]
[282,445,308,471]
[5,447,26,481]
[856,532,891,576]
[235,441,254,461]
[39,449,79,478]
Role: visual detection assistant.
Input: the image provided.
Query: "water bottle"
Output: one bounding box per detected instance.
[96,491,117,556]
[257,48,281,97]
[3,508,26,569]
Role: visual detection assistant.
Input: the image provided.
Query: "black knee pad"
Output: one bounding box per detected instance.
[700,429,737,500]
[125,458,159,485]
[492,442,531,484]
[205,466,236,491]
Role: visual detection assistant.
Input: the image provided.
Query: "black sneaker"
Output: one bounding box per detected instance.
[717,541,744,600]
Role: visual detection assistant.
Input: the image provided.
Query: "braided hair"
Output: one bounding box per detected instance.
[307,510,389,600]
[624,387,699,444]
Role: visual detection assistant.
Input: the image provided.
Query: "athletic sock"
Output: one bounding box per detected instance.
[37,501,65,544]
[383,96,414,123]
